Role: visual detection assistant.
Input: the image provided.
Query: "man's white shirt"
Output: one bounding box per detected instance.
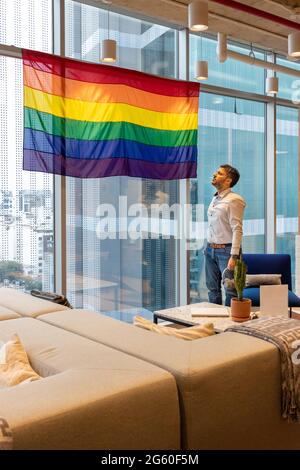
[207,188,246,256]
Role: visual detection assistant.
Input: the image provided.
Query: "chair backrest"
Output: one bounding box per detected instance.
[242,254,292,290]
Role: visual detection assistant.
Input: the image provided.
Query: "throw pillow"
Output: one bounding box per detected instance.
[245,274,282,287]
[0,334,41,387]
[134,316,215,340]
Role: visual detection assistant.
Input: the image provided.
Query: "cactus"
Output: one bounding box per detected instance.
[234,255,247,301]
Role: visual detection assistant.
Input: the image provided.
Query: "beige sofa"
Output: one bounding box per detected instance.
[39,308,300,450]
[1,287,300,450]
[0,290,179,450]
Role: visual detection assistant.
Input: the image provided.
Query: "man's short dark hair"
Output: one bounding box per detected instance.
[220,164,240,187]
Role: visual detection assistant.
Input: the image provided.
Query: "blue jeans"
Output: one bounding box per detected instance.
[204,244,236,306]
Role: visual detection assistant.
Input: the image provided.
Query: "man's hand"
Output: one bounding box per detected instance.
[227,256,237,271]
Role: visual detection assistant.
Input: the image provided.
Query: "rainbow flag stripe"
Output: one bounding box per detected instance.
[23,49,199,179]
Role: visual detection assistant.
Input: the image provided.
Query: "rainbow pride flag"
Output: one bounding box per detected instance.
[23,49,199,180]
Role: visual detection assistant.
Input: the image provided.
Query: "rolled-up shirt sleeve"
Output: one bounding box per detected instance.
[228,198,246,255]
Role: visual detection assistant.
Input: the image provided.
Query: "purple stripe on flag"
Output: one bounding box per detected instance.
[23,150,197,180]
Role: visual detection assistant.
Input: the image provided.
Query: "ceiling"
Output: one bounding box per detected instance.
[84,0,300,56]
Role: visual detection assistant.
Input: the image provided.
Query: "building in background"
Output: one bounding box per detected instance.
[0,0,53,291]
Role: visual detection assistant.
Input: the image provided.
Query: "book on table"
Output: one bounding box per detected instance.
[191,307,230,318]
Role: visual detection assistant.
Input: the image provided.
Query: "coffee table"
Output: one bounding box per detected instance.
[153,302,257,333]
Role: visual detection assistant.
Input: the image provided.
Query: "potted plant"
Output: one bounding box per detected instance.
[231,255,252,322]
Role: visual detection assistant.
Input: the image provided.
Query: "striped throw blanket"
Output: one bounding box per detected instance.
[226,316,300,423]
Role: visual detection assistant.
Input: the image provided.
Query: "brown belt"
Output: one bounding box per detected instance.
[208,243,231,249]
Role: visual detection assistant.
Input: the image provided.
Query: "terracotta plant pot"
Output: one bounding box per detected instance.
[230,298,252,322]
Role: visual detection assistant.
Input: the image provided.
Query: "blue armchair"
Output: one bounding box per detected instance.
[242,254,300,314]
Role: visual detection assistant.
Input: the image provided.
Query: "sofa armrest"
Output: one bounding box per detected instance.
[0,288,69,317]
[0,368,179,450]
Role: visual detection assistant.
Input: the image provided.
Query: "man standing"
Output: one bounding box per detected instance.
[204,164,246,306]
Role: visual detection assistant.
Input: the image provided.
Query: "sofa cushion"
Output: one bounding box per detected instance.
[0,306,20,321]
[0,334,41,387]
[0,288,68,317]
[245,274,281,287]
[134,315,215,340]
[0,318,179,450]
[243,287,260,305]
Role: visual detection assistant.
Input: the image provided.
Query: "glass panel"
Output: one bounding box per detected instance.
[0,0,53,291]
[65,0,178,320]
[276,106,298,290]
[276,56,300,102]
[189,93,265,303]
[0,0,52,49]
[190,35,265,94]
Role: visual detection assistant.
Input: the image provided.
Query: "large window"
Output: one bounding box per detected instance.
[1,0,299,310]
[189,92,265,303]
[190,35,265,94]
[65,0,178,318]
[0,0,53,291]
[276,106,298,290]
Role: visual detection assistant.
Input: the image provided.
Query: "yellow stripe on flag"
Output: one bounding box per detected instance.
[24,86,198,131]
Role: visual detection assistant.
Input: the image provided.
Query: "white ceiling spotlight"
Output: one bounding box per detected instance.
[101,4,117,63]
[195,33,208,80]
[102,37,117,63]
[266,74,279,95]
[196,60,208,80]
[188,1,208,32]
[288,32,300,58]
[217,33,227,63]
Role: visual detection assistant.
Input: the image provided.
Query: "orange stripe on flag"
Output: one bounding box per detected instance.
[23,65,199,115]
